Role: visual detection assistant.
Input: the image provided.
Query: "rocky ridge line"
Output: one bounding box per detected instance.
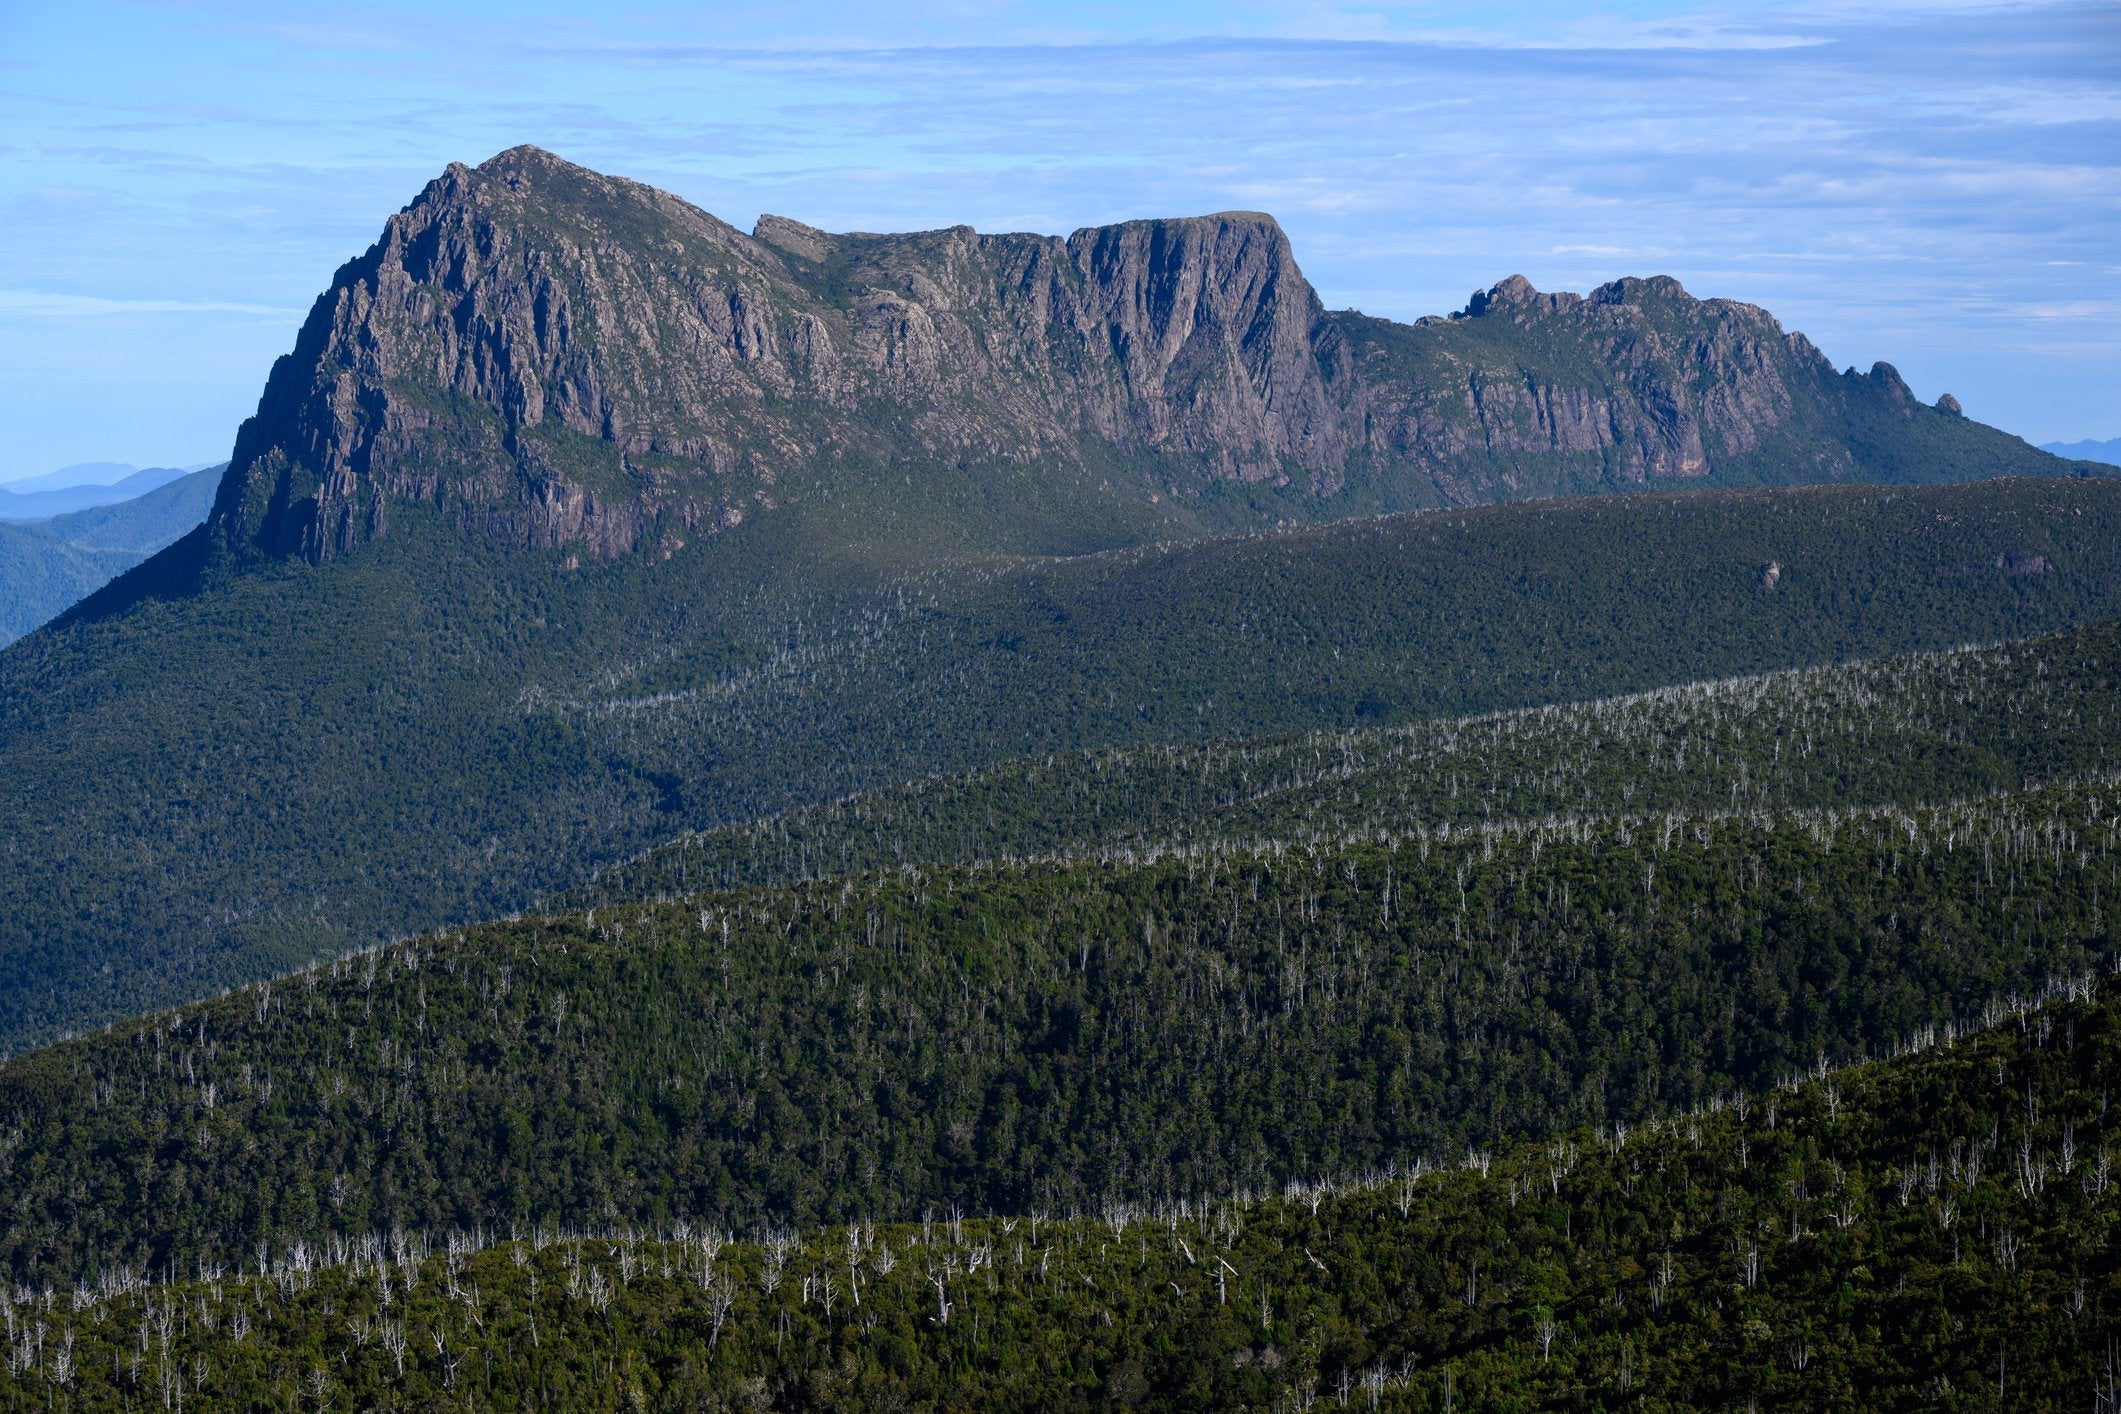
[205,145,2077,565]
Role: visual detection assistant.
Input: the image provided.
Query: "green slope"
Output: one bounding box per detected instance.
[578,613,2121,907]
[4,962,2115,1408]
[0,524,136,643]
[34,464,220,553]
[574,478,2121,832]
[2,776,2114,1289]
[8,476,2121,1053]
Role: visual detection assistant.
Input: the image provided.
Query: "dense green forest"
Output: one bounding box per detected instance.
[4,968,2115,1409]
[3,776,2116,1293]
[6,475,2121,1053]
[0,525,135,643]
[3,504,2117,1406]
[577,614,2121,906]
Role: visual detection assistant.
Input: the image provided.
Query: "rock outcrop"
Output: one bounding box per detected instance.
[205,146,2079,565]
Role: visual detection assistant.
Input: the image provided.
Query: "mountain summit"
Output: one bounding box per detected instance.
[204,146,2066,568]
[211,146,1337,565]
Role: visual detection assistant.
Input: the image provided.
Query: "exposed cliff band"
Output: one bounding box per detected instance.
[208,145,2074,565]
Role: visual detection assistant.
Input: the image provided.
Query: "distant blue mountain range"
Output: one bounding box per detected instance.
[0,465,196,520]
[0,466,222,645]
[2042,439,2121,467]
[0,461,141,493]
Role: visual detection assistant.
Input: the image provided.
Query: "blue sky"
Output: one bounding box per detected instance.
[1,1,2115,475]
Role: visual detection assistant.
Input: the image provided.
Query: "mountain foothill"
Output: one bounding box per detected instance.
[1,145,2116,1409]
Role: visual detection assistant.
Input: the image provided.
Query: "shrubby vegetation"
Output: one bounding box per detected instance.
[578,615,2121,905]
[7,476,2121,1053]
[5,969,2116,1409]
[3,778,2116,1295]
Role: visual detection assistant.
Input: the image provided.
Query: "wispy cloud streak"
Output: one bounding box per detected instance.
[0,290,307,318]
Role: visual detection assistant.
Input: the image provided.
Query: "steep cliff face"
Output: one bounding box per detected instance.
[215,149,826,563]
[1331,274,1819,488]
[207,145,2076,566]
[1315,273,2033,503]
[211,148,1341,564]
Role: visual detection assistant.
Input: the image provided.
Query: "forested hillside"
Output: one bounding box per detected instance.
[0,525,135,644]
[6,476,2121,1054]
[3,774,2115,1291]
[6,487,2119,1407]
[4,965,2114,1409]
[579,614,2121,905]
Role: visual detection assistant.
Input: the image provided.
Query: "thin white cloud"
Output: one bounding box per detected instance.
[2021,300,2120,320]
[0,289,307,318]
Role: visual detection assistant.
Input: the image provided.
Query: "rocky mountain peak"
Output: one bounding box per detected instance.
[190,149,2071,571]
[476,143,579,179]
[203,159,1352,565]
[1464,274,1586,319]
[752,214,832,262]
[1588,274,1693,306]
[1860,362,1919,414]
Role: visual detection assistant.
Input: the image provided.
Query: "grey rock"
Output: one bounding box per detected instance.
[202,146,2084,566]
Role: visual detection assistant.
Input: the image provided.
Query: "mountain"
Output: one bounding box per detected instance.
[2044,437,2121,467]
[0,466,219,645]
[0,464,190,521]
[0,144,2110,1054]
[5,969,2110,1407]
[0,460,135,492]
[186,145,2075,574]
[25,464,222,554]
